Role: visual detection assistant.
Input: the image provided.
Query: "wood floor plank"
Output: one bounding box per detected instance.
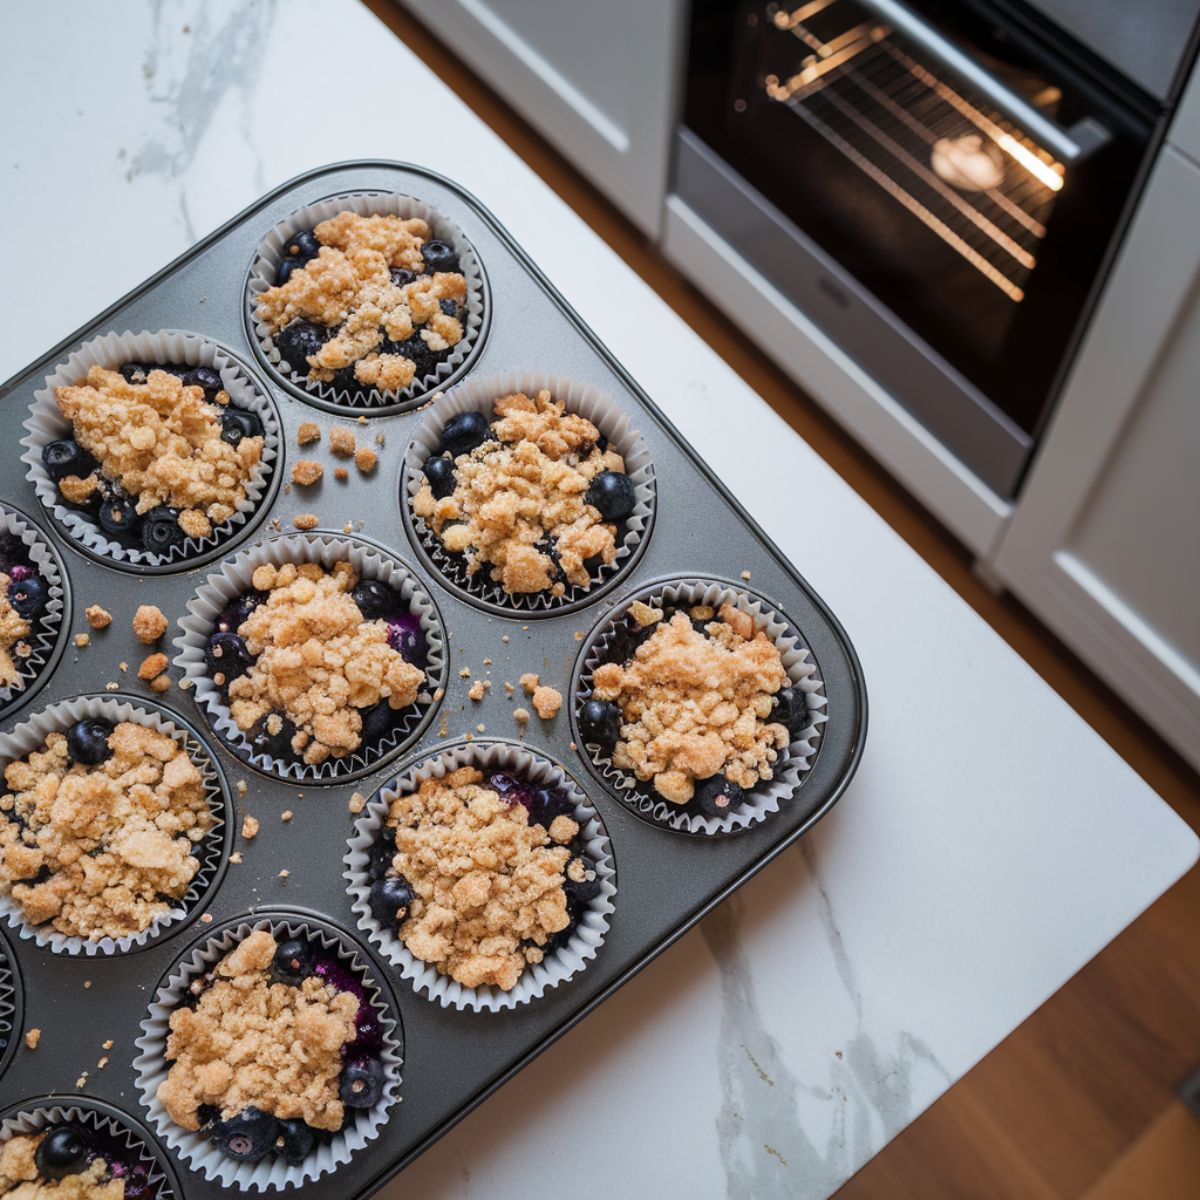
[1082,1104,1200,1200]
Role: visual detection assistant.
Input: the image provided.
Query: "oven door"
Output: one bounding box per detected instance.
[683,0,1153,495]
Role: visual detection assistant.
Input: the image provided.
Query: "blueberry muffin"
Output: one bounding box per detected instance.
[0,536,51,693]
[207,561,427,767]
[46,364,264,556]
[579,601,809,818]
[412,390,635,596]
[0,1122,158,1199]
[256,212,469,396]
[157,929,389,1166]
[367,765,601,991]
[0,718,213,941]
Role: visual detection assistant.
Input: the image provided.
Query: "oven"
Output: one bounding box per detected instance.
[678,0,1177,496]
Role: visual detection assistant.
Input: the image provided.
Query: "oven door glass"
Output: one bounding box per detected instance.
[685,0,1151,440]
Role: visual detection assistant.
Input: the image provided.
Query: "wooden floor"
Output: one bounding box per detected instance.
[367,5,1200,1194]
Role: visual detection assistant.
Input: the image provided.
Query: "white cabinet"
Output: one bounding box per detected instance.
[395,0,686,237]
[989,144,1200,770]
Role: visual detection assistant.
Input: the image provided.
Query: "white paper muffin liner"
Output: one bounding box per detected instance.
[0,1101,175,1199]
[345,739,617,1012]
[575,579,828,835]
[404,372,656,613]
[0,695,230,956]
[0,503,66,714]
[174,534,447,783]
[0,932,15,1078]
[22,330,282,569]
[247,191,486,411]
[133,913,403,1191]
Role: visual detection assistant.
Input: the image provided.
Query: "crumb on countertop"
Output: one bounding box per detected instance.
[133,604,169,644]
[85,604,112,630]
[292,460,323,487]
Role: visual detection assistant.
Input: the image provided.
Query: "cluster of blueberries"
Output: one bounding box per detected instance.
[576,605,812,818]
[41,362,264,555]
[366,769,601,957]
[2,534,49,639]
[184,934,388,1165]
[270,229,464,393]
[206,578,428,764]
[27,1123,156,1198]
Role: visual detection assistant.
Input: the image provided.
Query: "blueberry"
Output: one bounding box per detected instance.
[528,785,575,828]
[692,775,745,818]
[367,826,396,882]
[34,1127,89,1181]
[205,632,251,683]
[250,712,298,760]
[340,1056,384,1108]
[369,875,414,926]
[211,1108,279,1162]
[385,613,427,668]
[389,267,416,288]
[287,230,320,261]
[440,411,491,457]
[419,239,459,273]
[274,320,327,375]
[218,590,265,633]
[141,506,185,554]
[41,439,98,482]
[585,471,635,521]
[351,579,393,620]
[219,408,264,447]
[360,700,395,745]
[385,333,435,382]
[67,717,114,766]
[578,699,621,747]
[119,362,153,385]
[274,1119,315,1165]
[8,575,48,620]
[770,687,809,736]
[275,258,300,286]
[183,366,223,395]
[438,298,459,317]
[423,455,456,499]
[97,494,142,538]
[272,937,314,985]
[488,772,534,812]
[566,860,603,905]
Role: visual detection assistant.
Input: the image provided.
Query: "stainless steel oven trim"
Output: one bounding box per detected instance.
[672,126,1033,496]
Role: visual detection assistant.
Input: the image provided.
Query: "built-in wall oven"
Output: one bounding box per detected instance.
[678,0,1193,496]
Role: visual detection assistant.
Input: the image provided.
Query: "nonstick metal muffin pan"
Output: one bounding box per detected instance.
[0,161,867,1197]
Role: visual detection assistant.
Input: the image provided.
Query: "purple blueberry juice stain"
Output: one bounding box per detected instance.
[385,611,427,667]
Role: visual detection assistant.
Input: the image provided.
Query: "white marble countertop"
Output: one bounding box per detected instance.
[2,2,1195,1197]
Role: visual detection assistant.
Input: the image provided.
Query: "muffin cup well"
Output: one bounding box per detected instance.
[22,330,281,571]
[573,579,827,835]
[133,912,403,1191]
[0,929,18,1081]
[403,372,656,615]
[0,502,67,716]
[247,191,487,412]
[174,533,447,784]
[0,695,231,956]
[0,1100,176,1199]
[345,738,617,1012]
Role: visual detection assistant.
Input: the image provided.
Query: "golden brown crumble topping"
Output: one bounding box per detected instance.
[354,448,377,474]
[137,654,168,681]
[328,428,355,457]
[296,422,321,446]
[23,1028,40,1050]
[291,460,323,487]
[292,513,319,531]
[256,212,468,389]
[158,930,358,1133]
[84,605,112,630]
[225,562,425,765]
[132,605,167,644]
[592,603,789,805]
[0,1134,123,1199]
[53,367,263,542]
[412,391,627,596]
[0,577,32,689]
[0,722,212,940]
[531,686,562,720]
[383,766,581,990]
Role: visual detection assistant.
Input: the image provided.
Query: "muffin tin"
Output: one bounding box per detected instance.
[0,162,866,1198]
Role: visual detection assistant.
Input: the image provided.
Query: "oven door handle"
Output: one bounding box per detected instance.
[856,0,1110,164]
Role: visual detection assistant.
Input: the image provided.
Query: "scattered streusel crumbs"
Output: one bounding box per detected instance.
[199,912,213,923]
[519,673,539,695]
[74,633,90,648]
[329,427,356,457]
[503,681,515,696]
[242,815,259,839]
[24,1028,40,1050]
[741,570,752,581]
[293,513,319,530]
[278,869,290,879]
[292,460,323,487]
[133,604,169,643]
[348,791,366,814]
[342,523,353,534]
[513,707,530,726]
[355,447,377,474]
[297,421,321,446]
[75,1074,87,1088]
[281,810,293,822]
[230,851,243,865]
[85,605,112,630]
[482,657,493,666]
[97,1055,109,1069]
[105,682,119,692]
[118,661,128,672]
[467,679,490,701]
[459,667,471,678]
[150,674,172,693]
[138,652,168,680]
[629,601,663,628]
[501,634,511,644]
[574,631,584,641]
[334,467,349,482]
[102,1039,113,1050]
[532,686,562,720]
[236,780,248,796]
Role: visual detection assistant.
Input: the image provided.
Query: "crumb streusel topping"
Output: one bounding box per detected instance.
[256,212,467,390]
[226,562,425,765]
[413,391,627,595]
[0,1134,122,1200]
[0,578,32,689]
[0,723,212,940]
[158,930,358,1133]
[384,766,579,990]
[54,366,263,541]
[591,603,790,805]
